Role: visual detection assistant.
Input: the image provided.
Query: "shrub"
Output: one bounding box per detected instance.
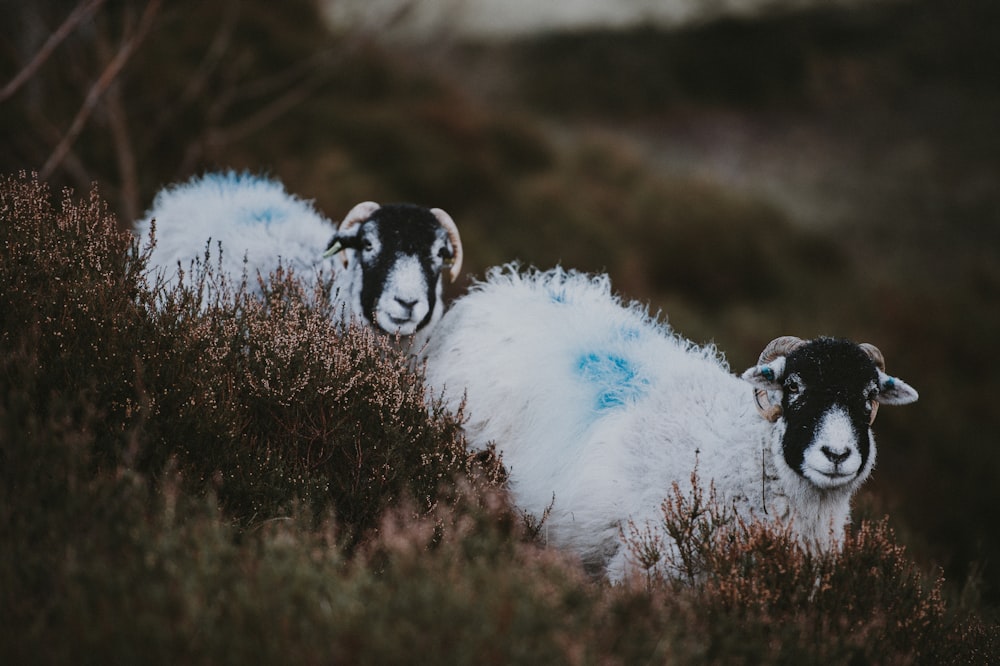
[619,470,996,664]
[1,172,996,664]
[0,170,502,543]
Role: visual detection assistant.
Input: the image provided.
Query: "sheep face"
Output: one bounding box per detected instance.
[328,204,459,336]
[743,337,919,491]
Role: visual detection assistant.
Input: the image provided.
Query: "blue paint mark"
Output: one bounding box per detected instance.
[548,288,568,304]
[618,326,642,341]
[240,206,287,226]
[194,171,290,227]
[577,352,648,411]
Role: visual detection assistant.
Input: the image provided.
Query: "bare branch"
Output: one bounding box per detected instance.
[195,31,380,160]
[32,115,93,191]
[0,0,108,104]
[210,73,323,148]
[146,0,241,147]
[95,12,139,222]
[39,0,162,180]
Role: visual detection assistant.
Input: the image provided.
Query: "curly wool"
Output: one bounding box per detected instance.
[424,264,916,580]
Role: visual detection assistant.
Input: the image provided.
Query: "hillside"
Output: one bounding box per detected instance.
[2,0,999,658]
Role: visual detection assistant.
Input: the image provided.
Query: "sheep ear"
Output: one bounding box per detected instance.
[323,232,367,258]
[322,237,344,258]
[740,357,786,389]
[876,371,919,405]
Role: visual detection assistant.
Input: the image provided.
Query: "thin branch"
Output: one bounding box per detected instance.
[195,34,377,160]
[39,0,162,180]
[208,72,326,148]
[0,0,108,104]
[35,117,93,191]
[96,15,139,222]
[146,0,240,146]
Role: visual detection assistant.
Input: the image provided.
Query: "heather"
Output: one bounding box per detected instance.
[1,172,996,663]
[3,0,1000,660]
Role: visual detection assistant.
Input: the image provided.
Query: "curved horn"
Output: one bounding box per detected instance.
[753,335,807,423]
[334,201,380,268]
[757,335,806,365]
[858,342,886,373]
[859,343,886,424]
[431,207,463,283]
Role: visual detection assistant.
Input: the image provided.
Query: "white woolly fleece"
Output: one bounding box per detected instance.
[424,265,862,581]
[135,171,335,294]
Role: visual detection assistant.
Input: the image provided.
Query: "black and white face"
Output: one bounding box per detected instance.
[778,341,880,488]
[332,204,456,336]
[743,338,919,491]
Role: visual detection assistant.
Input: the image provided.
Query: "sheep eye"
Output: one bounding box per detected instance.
[438,246,453,264]
[785,380,800,395]
[864,389,878,410]
[362,239,374,252]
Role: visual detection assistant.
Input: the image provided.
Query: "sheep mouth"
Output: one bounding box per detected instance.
[373,313,421,337]
[805,468,858,489]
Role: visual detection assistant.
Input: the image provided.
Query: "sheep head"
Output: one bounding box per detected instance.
[742,336,919,491]
[323,202,463,336]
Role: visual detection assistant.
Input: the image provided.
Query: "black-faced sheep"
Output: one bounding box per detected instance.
[423,265,919,580]
[134,171,462,344]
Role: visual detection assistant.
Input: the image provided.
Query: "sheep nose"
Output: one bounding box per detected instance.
[821,446,851,465]
[395,296,418,312]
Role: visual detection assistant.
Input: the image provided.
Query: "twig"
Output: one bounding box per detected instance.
[0,0,108,104]
[95,13,139,221]
[146,0,240,147]
[39,0,162,180]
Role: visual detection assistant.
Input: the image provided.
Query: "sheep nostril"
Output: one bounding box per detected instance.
[395,297,418,312]
[821,446,851,465]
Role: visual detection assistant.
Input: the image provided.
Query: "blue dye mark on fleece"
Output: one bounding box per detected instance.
[618,326,642,342]
[199,172,287,227]
[548,288,568,304]
[199,171,290,226]
[577,352,648,411]
[240,206,287,226]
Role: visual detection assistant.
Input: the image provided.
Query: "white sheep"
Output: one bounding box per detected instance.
[134,171,463,344]
[423,264,919,580]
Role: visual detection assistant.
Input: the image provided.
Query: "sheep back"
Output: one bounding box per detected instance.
[135,171,334,291]
[425,265,763,573]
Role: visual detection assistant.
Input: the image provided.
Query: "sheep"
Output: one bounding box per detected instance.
[134,171,463,344]
[423,264,919,580]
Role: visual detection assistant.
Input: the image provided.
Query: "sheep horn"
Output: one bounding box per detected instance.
[431,207,463,283]
[756,335,807,365]
[859,343,887,424]
[754,335,806,423]
[333,201,381,269]
[858,343,886,373]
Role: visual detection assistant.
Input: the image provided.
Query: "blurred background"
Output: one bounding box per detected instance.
[3,0,998,609]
